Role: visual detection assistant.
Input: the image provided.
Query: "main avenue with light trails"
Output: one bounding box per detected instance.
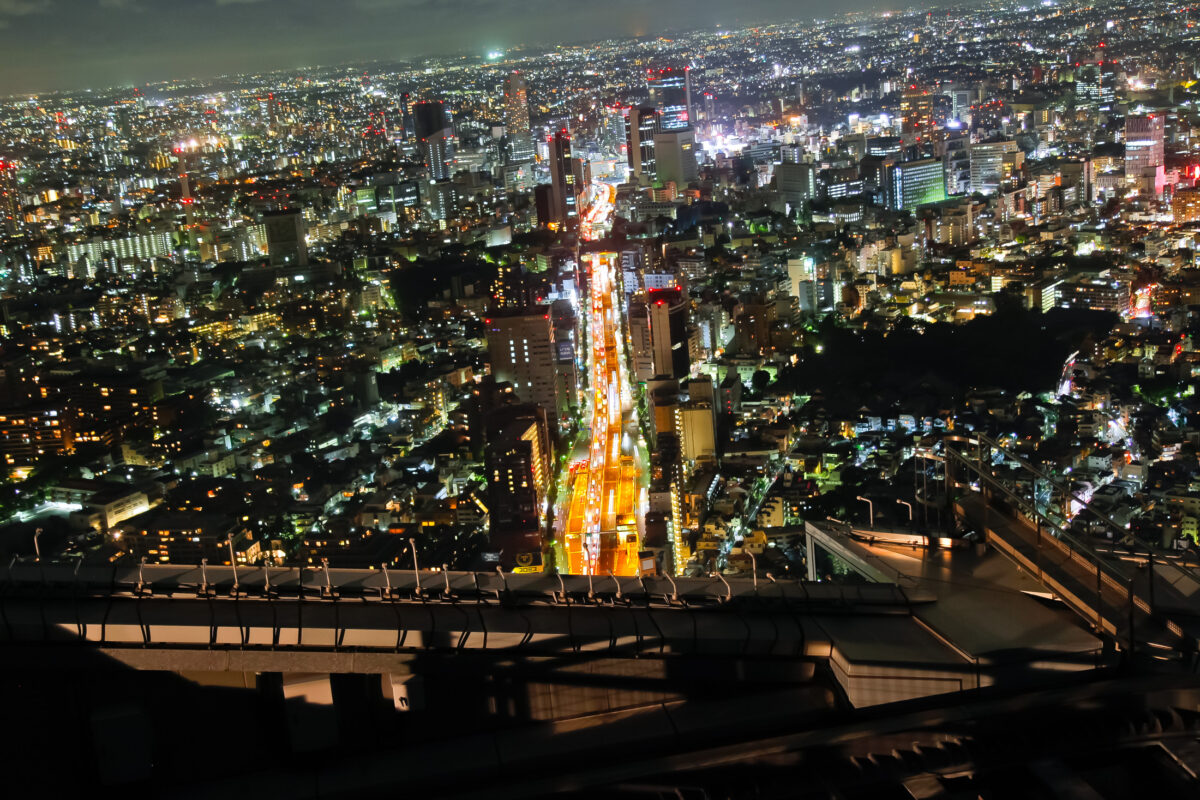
[559,183,646,576]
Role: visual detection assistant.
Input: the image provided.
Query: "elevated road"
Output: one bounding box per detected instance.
[561,184,644,575]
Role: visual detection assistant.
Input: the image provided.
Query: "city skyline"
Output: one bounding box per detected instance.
[3,0,1200,793]
[0,0,899,95]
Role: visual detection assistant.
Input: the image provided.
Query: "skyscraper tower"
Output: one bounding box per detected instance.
[486,312,569,423]
[398,91,413,141]
[0,159,21,236]
[413,100,453,181]
[503,72,535,163]
[900,84,934,137]
[647,68,692,131]
[546,129,578,230]
[1125,113,1165,196]
[626,105,659,180]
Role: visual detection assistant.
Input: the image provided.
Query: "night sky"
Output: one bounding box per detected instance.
[0,0,892,95]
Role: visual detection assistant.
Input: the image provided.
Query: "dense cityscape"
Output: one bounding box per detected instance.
[4,0,1200,795]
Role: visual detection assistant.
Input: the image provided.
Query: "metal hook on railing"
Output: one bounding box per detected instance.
[227,534,240,595]
[199,557,208,595]
[409,538,422,597]
[263,564,272,595]
[664,573,679,604]
[321,558,334,598]
[136,556,147,595]
[555,572,567,604]
[381,563,392,597]
[716,572,732,603]
[442,564,452,597]
[608,570,622,600]
[494,565,508,595]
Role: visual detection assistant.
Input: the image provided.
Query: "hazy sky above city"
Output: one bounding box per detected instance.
[0,0,898,95]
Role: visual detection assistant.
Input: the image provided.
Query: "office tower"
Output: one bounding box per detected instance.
[1125,114,1165,196]
[970,140,1023,195]
[603,105,627,154]
[486,311,568,424]
[413,100,453,181]
[263,209,308,267]
[939,130,971,196]
[1173,189,1200,223]
[647,287,690,380]
[503,72,535,163]
[257,93,277,132]
[545,129,578,230]
[776,161,816,210]
[887,158,947,210]
[653,128,698,187]
[867,136,904,158]
[677,399,716,464]
[485,404,551,564]
[627,297,655,383]
[626,105,658,180]
[947,87,973,123]
[1076,62,1117,106]
[397,91,412,141]
[647,68,692,131]
[0,159,20,236]
[420,179,457,221]
[900,84,934,137]
[1060,158,1094,206]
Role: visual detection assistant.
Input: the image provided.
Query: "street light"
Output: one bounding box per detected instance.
[856,496,874,528]
[897,499,914,523]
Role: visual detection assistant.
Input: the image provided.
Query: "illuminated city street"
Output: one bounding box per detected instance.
[559,185,645,575]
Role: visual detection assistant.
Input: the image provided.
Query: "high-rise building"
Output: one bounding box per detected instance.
[776,161,816,210]
[653,128,698,187]
[648,68,692,131]
[485,404,551,566]
[420,179,457,222]
[413,100,453,181]
[263,209,308,267]
[486,311,568,424]
[0,159,21,236]
[1076,62,1117,106]
[647,287,691,380]
[677,403,717,464]
[603,105,628,155]
[502,72,535,163]
[397,91,413,141]
[887,158,947,210]
[1125,114,1165,196]
[900,84,934,136]
[627,297,655,383]
[939,131,972,196]
[545,129,578,230]
[257,93,277,132]
[970,140,1023,195]
[626,105,658,181]
[1172,189,1200,223]
[946,87,973,124]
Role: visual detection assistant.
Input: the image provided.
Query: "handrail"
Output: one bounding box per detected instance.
[0,562,916,611]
